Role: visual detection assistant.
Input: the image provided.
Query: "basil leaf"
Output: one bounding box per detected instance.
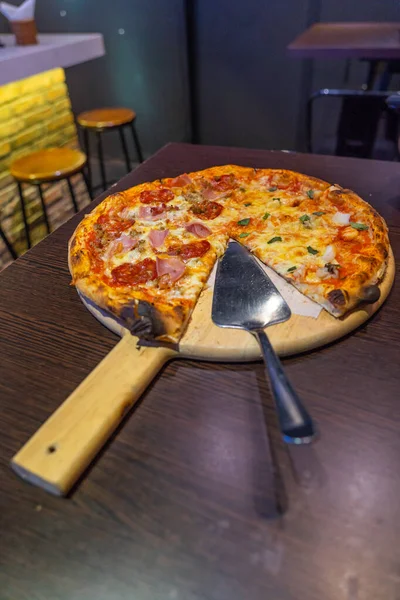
[272,197,281,203]
[268,186,277,192]
[307,189,314,199]
[350,222,369,231]
[239,232,251,238]
[262,212,270,220]
[268,236,282,244]
[244,202,252,206]
[237,218,250,226]
[312,211,325,216]
[299,214,310,223]
[307,246,319,255]
[287,266,297,273]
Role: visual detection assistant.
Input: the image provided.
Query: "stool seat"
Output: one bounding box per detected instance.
[10,147,91,251]
[77,106,143,192]
[77,108,136,129]
[10,148,87,184]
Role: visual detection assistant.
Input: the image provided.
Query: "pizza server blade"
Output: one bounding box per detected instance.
[212,240,316,444]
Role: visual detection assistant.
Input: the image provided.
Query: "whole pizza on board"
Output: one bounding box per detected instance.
[68,166,389,343]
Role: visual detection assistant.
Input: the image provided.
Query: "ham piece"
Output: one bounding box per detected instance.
[185,222,212,238]
[169,173,193,187]
[156,256,186,282]
[138,205,167,221]
[104,233,137,259]
[201,187,226,201]
[149,229,169,248]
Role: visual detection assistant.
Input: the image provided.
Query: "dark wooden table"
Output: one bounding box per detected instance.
[1,143,400,600]
[288,22,400,60]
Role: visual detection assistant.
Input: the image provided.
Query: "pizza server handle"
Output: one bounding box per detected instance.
[254,330,316,444]
[10,334,175,496]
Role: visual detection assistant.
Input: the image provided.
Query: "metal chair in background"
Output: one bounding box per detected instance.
[386,94,400,157]
[307,89,398,160]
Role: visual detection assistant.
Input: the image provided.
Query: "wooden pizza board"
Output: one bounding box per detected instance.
[11,248,395,496]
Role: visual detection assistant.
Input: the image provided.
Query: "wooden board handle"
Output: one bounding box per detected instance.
[11,335,175,496]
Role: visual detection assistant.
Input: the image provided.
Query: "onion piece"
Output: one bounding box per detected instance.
[322,244,335,262]
[332,212,351,226]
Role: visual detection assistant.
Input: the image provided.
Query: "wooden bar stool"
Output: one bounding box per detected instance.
[77,107,144,192]
[10,148,91,249]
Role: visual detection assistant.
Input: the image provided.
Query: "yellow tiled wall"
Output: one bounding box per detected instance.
[0,68,88,268]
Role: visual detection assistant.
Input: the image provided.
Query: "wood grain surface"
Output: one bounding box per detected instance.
[1,143,400,600]
[288,22,400,59]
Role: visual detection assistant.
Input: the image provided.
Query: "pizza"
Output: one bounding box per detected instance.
[68,166,389,343]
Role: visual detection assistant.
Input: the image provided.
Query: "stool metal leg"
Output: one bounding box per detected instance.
[81,169,92,202]
[82,128,92,191]
[96,131,107,191]
[119,126,132,173]
[0,226,17,260]
[130,122,144,163]
[66,178,79,213]
[37,184,51,235]
[17,182,31,249]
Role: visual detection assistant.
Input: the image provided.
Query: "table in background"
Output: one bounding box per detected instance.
[288,22,400,61]
[1,143,400,600]
[289,22,400,158]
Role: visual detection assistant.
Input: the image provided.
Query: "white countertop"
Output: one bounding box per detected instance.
[0,33,105,86]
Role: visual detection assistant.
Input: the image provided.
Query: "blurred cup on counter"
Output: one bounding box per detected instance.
[0,0,38,45]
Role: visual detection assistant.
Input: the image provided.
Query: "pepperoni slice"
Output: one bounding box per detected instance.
[110,259,157,287]
[86,231,105,272]
[211,173,235,191]
[140,188,175,204]
[96,213,134,237]
[168,240,211,260]
[190,201,223,220]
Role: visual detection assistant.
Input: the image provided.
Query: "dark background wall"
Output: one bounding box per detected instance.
[1,0,399,158]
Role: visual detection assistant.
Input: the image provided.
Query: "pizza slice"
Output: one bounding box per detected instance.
[231,176,388,316]
[69,180,230,341]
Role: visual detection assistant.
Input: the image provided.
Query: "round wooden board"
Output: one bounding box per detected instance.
[81,247,395,361]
